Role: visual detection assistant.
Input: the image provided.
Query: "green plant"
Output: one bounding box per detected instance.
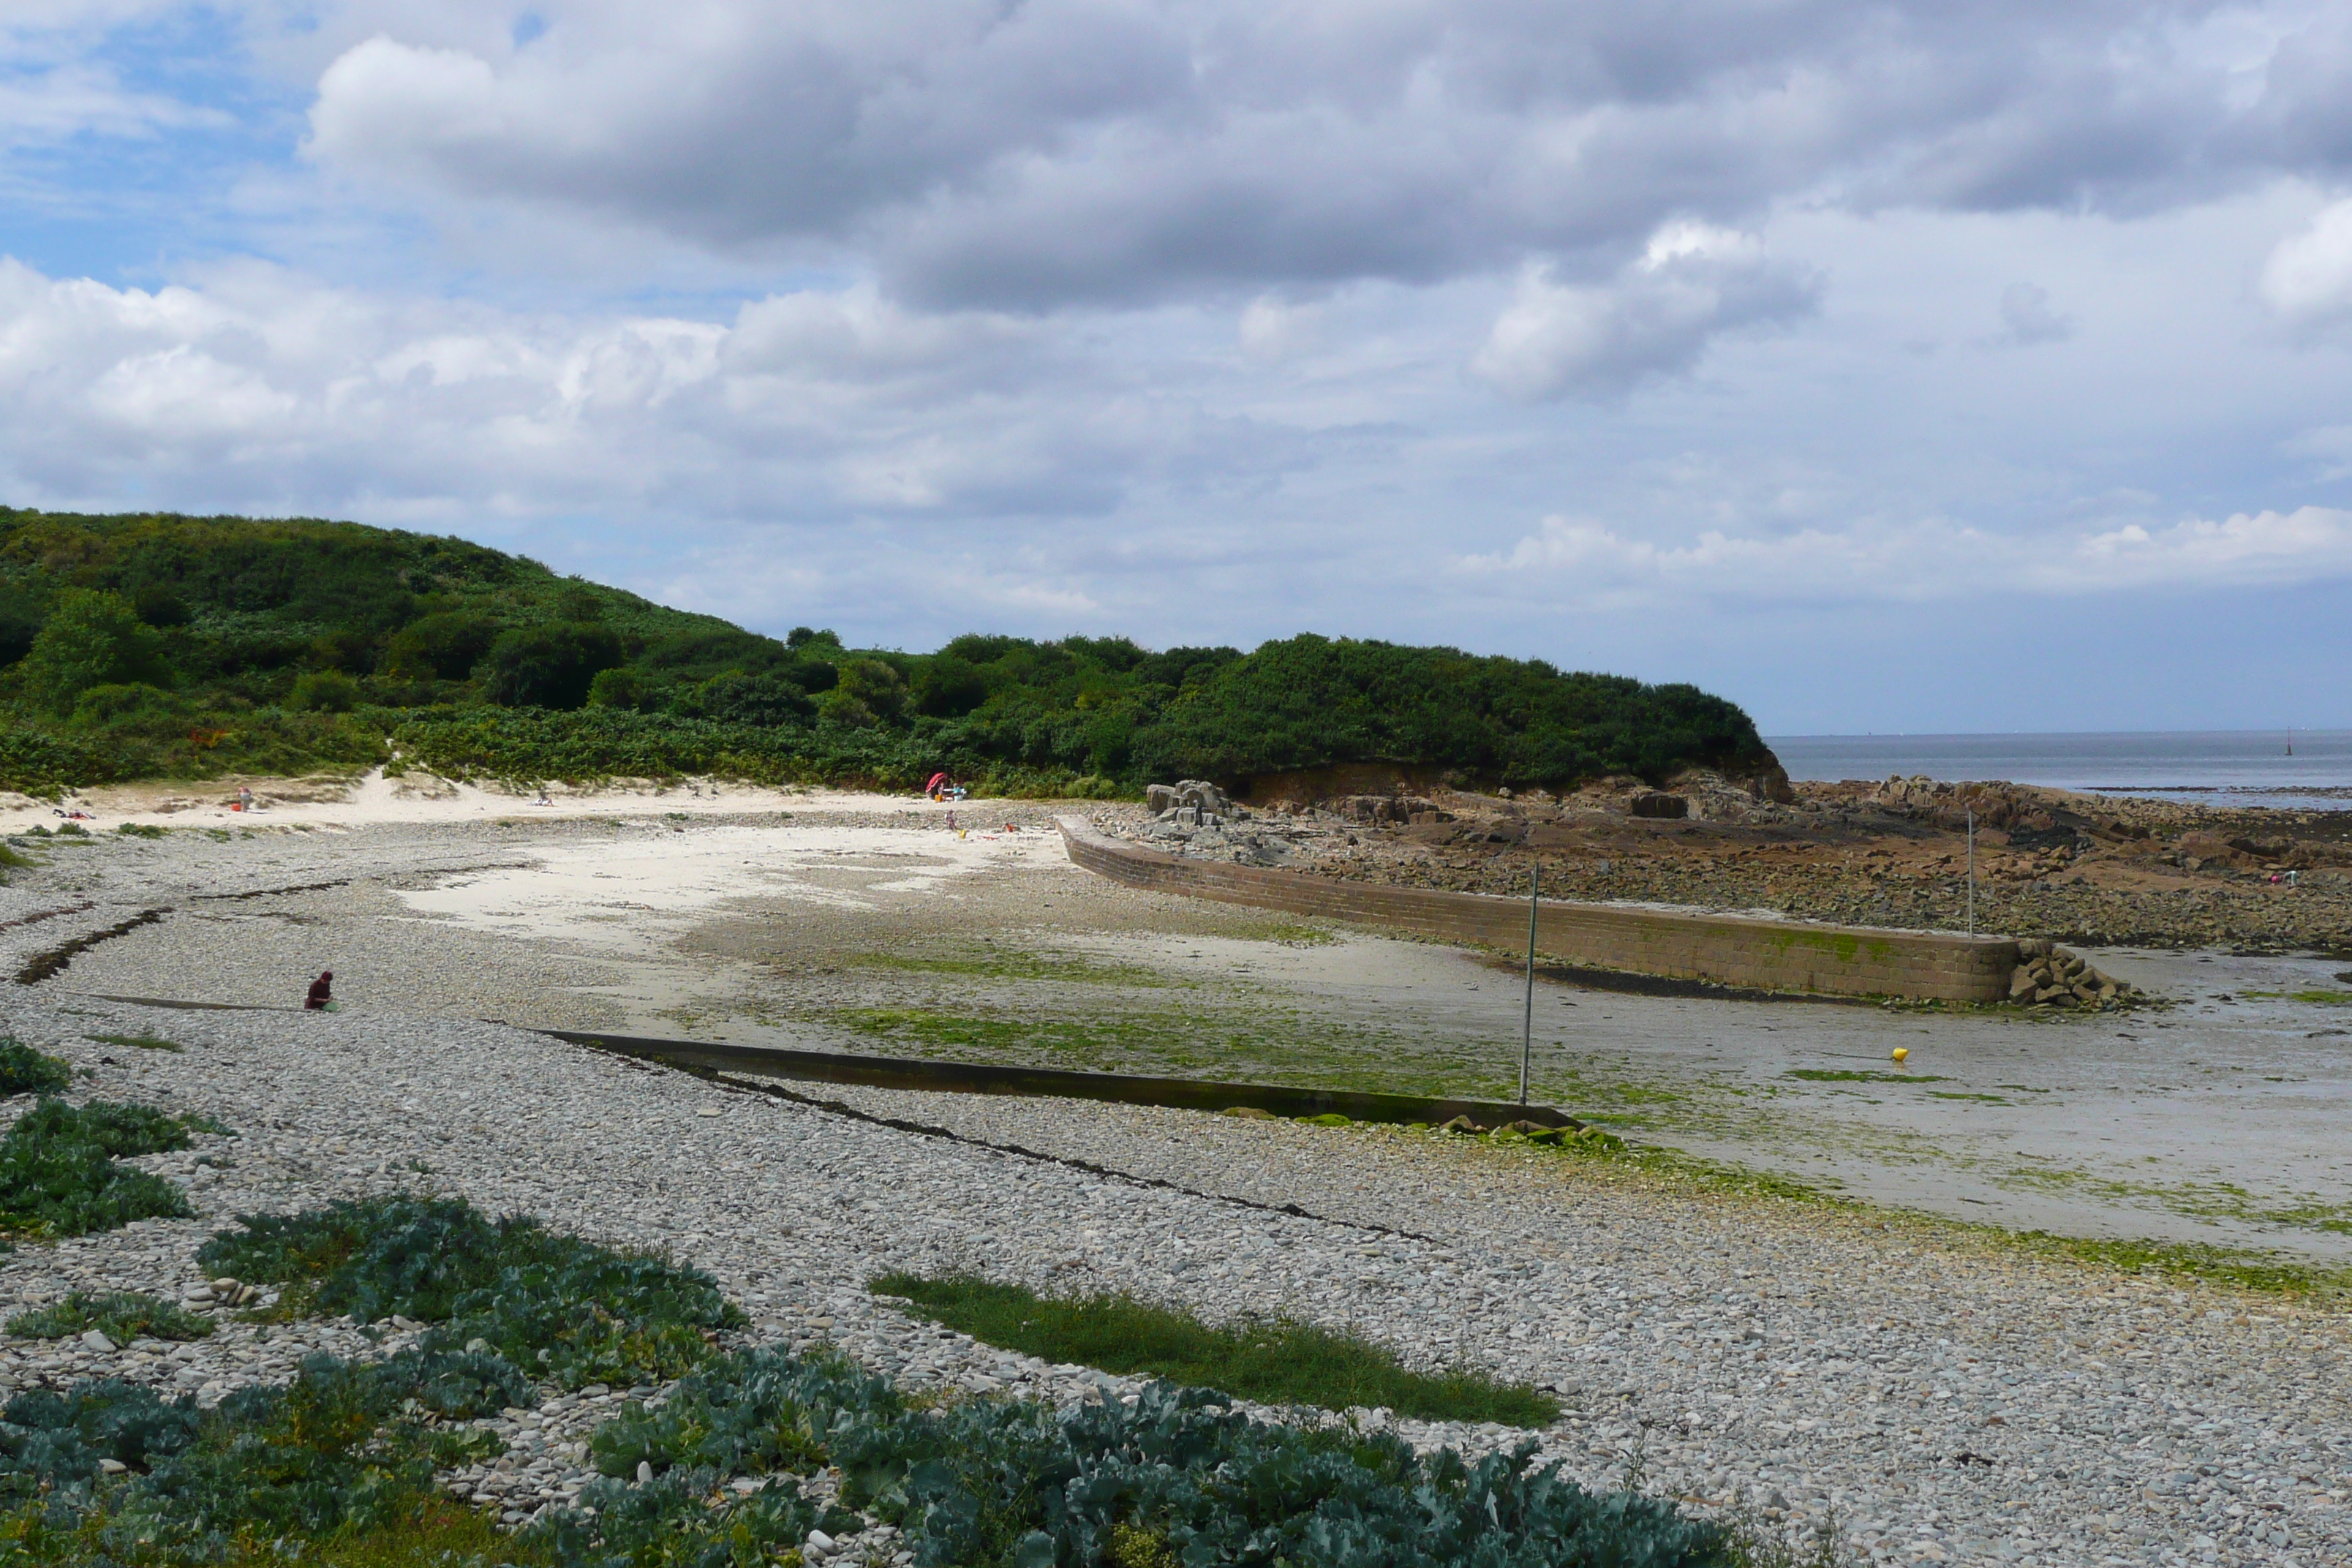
[869,1273,1559,1427]
[7,1098,220,1158]
[575,1354,1722,1568]
[198,1195,742,1388]
[0,1099,203,1237]
[285,669,361,713]
[7,1290,214,1343]
[0,1041,71,1098]
[0,1345,534,1559]
[0,507,1774,795]
[83,1032,181,1052]
[15,589,174,716]
[110,823,168,840]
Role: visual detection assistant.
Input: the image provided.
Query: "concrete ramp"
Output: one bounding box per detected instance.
[1058,815,2018,1003]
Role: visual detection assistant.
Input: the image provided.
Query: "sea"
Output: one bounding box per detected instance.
[1764,730,2352,811]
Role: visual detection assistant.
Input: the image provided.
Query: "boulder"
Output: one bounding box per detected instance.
[1629,791,1688,819]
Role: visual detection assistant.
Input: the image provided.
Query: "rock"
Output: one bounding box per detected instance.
[80,1330,116,1352]
[2008,969,2038,1000]
[636,1460,654,1485]
[1144,785,1177,814]
[807,1531,837,1553]
[1629,792,1688,820]
[1438,1115,1484,1134]
[1221,1106,1276,1120]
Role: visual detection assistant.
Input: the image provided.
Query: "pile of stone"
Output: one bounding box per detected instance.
[1328,794,1451,826]
[1143,780,1238,826]
[2008,940,2132,1008]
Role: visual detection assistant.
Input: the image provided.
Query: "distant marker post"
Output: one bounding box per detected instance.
[1520,862,1538,1107]
[1966,807,1976,938]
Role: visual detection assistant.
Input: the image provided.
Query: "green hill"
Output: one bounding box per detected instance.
[0,508,1775,798]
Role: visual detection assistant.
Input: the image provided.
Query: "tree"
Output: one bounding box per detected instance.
[16,589,173,715]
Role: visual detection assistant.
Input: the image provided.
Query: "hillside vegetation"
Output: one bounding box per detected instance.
[0,508,1774,796]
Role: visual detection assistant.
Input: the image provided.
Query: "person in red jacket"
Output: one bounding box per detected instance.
[304,971,334,1011]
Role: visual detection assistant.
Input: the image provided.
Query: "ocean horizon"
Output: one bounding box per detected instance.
[1763,728,2352,809]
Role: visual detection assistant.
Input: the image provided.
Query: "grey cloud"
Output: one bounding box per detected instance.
[1995,282,2072,345]
[1470,227,1820,399]
[296,1,2352,311]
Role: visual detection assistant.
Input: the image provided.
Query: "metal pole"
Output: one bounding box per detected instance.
[1966,807,1975,938]
[1520,862,1538,1106]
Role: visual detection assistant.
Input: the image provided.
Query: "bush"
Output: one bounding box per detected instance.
[586,665,660,712]
[0,1100,202,1237]
[0,1041,71,1098]
[671,669,815,727]
[7,1290,214,1343]
[380,610,501,681]
[5,1098,219,1159]
[199,1195,742,1388]
[479,623,625,709]
[67,682,174,727]
[14,589,174,717]
[569,1352,1730,1568]
[0,1349,523,1556]
[285,669,361,712]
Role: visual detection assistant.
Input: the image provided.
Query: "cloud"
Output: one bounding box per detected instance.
[284,1,2352,310]
[1469,223,1818,399]
[1456,506,2352,604]
[1994,282,2073,345]
[2259,195,2352,329]
[0,255,1259,523]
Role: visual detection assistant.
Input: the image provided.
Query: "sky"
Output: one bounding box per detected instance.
[5,2,2352,734]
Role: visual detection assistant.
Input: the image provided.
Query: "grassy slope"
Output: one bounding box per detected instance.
[0,507,1775,796]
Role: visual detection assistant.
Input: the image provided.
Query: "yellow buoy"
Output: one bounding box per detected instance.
[1891,1047,1910,1063]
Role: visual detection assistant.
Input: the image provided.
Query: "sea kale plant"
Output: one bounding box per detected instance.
[198,1194,742,1388]
[0,1098,213,1239]
[569,1348,1732,1568]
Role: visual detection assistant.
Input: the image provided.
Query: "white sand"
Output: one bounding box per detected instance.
[0,766,1001,835]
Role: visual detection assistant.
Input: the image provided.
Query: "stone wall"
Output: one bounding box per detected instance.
[1058,815,2019,1003]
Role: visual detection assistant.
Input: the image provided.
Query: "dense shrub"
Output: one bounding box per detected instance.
[0,508,1774,795]
[0,1042,71,1098]
[572,1352,1731,1568]
[5,1098,218,1159]
[13,589,173,716]
[0,1349,521,1557]
[0,1099,200,1238]
[480,623,626,709]
[285,668,361,712]
[199,1195,742,1388]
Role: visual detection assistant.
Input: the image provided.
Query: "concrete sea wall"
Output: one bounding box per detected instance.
[1058,816,2019,1003]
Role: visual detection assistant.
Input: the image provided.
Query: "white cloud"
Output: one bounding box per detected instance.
[0,255,1303,529]
[1469,224,1817,399]
[1456,505,2352,603]
[2258,195,2352,328]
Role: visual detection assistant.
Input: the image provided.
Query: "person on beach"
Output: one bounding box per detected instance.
[926,771,950,800]
[304,971,335,1011]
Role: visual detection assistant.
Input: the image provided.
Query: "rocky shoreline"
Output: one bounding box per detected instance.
[1109,774,2352,957]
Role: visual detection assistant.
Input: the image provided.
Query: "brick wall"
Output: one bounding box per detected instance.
[1058,817,2017,1003]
